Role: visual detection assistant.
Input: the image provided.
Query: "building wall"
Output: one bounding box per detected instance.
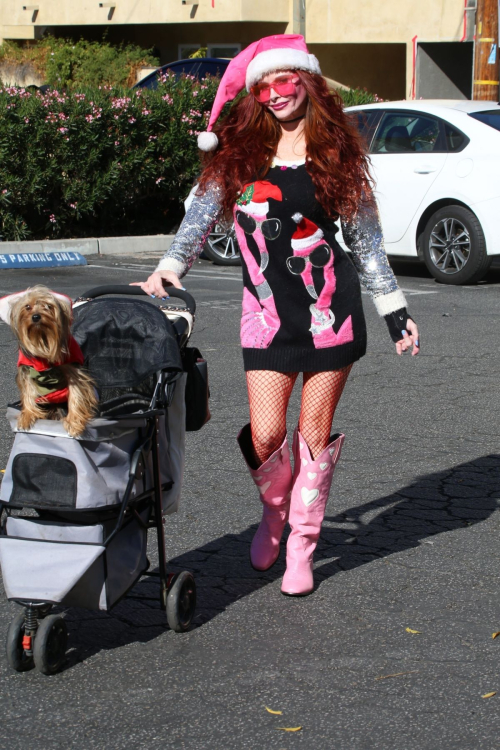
[310,43,407,100]
[307,0,465,44]
[0,0,471,100]
[0,0,290,27]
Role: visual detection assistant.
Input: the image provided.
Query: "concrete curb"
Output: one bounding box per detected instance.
[0,235,176,257]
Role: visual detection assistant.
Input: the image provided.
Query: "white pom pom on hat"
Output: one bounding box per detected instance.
[197,130,219,152]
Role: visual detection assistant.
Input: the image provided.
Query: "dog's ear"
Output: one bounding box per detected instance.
[0,291,29,325]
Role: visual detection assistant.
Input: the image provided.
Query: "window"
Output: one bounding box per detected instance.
[178,44,202,60]
[444,123,469,152]
[207,44,241,59]
[469,110,500,132]
[349,109,382,150]
[372,112,441,154]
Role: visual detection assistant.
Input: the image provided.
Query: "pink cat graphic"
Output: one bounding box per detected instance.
[234,181,282,349]
[287,213,354,349]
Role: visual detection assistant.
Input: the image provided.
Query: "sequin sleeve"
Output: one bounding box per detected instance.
[156,182,223,278]
[341,198,407,316]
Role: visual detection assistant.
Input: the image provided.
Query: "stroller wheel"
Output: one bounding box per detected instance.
[166,571,197,633]
[33,615,68,675]
[6,613,35,672]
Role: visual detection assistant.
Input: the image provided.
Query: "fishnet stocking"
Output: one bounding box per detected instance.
[246,370,298,465]
[246,365,353,465]
[299,366,352,459]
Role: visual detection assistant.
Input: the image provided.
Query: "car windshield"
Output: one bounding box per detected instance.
[469,110,500,132]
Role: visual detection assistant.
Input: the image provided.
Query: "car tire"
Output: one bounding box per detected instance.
[422,205,491,285]
[203,221,241,266]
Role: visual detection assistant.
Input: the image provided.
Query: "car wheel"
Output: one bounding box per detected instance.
[203,221,241,266]
[422,205,491,285]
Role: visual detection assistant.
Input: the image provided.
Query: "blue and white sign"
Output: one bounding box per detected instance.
[0,251,87,269]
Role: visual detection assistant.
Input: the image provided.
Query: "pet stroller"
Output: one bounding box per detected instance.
[0,285,208,675]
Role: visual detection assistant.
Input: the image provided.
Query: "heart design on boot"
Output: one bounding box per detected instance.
[329,448,335,456]
[259,481,271,495]
[307,472,317,480]
[319,462,328,470]
[301,458,308,466]
[301,487,319,506]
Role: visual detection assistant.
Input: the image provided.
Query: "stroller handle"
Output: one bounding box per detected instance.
[77,285,196,315]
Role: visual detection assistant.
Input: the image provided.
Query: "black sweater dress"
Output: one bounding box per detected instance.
[157,158,408,374]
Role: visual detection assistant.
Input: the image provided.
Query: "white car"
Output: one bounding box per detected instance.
[342,100,500,284]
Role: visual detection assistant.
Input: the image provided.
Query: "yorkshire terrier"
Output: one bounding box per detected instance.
[0,286,98,437]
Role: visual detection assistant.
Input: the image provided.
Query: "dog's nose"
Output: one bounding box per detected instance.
[31,314,41,323]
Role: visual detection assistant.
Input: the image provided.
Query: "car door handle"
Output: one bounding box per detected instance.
[414,165,438,174]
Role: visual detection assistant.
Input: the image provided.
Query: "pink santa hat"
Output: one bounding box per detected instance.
[291,212,324,250]
[198,34,321,152]
[0,289,73,325]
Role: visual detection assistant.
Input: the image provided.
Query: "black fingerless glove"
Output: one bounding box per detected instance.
[384,308,415,343]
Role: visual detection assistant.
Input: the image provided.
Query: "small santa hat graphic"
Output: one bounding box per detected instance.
[237,181,283,216]
[0,289,73,325]
[291,213,324,249]
[197,34,321,152]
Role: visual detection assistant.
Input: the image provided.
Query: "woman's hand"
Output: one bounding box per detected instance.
[130,270,184,298]
[395,317,420,356]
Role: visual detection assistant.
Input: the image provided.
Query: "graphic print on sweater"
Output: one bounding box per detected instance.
[288,213,354,349]
[234,181,283,349]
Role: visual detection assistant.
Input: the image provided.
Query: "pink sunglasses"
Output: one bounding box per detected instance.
[250,75,301,104]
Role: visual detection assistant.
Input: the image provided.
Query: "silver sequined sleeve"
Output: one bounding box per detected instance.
[156,182,223,278]
[341,198,407,316]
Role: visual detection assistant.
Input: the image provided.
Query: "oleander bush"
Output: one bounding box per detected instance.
[0,71,379,242]
[0,72,219,241]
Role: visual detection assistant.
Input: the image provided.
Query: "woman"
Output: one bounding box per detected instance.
[132,34,419,596]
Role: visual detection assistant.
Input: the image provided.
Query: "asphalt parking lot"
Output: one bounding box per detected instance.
[0,255,499,749]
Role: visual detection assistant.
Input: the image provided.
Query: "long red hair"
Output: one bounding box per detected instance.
[199,70,372,221]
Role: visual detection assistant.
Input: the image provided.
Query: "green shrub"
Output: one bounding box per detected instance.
[0,73,219,241]
[336,87,382,107]
[0,37,159,89]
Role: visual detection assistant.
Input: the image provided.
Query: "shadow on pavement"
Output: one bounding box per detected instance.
[62,454,499,669]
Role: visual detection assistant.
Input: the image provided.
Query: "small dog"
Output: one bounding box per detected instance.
[0,286,98,437]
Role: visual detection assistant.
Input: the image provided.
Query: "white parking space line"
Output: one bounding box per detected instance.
[88,263,242,282]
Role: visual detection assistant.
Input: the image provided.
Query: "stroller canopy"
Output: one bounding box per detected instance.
[73,298,183,389]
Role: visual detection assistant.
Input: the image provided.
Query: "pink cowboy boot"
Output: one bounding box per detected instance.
[237,424,292,571]
[281,428,345,596]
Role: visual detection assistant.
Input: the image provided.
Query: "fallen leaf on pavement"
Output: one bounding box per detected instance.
[405,627,422,634]
[492,632,500,640]
[265,707,283,715]
[482,692,496,699]
[375,670,419,681]
[276,727,302,732]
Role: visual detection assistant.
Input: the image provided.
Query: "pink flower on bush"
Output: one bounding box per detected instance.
[128,117,136,124]
[58,127,68,134]
[49,215,56,224]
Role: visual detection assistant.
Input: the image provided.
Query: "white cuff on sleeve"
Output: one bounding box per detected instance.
[373,289,408,316]
[155,257,186,278]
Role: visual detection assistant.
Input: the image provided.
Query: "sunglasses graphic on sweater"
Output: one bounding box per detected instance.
[235,210,281,240]
[286,244,332,275]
